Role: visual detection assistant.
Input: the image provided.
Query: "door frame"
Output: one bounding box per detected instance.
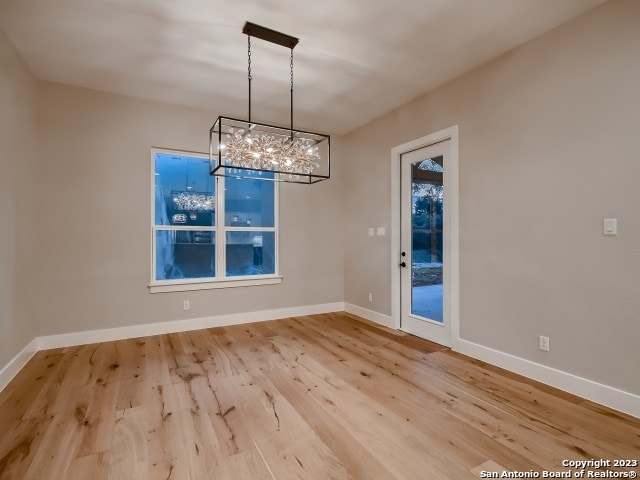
[390,126,460,346]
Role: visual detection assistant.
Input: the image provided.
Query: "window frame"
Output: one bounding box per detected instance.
[149,147,281,293]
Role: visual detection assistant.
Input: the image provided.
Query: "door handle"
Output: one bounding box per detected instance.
[400,262,407,268]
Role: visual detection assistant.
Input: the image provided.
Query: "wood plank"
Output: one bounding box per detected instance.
[108,406,148,480]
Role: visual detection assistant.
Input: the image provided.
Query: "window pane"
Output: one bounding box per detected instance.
[155,230,215,280]
[225,171,274,227]
[155,153,215,227]
[226,231,275,276]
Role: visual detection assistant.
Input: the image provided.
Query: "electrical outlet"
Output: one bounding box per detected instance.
[368,293,373,302]
[183,300,190,311]
[539,335,549,352]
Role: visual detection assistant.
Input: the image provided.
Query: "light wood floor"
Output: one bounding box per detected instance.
[0,313,638,479]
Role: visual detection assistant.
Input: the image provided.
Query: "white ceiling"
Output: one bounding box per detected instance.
[0,0,605,134]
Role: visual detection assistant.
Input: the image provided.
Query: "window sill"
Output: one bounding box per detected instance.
[148,276,283,293]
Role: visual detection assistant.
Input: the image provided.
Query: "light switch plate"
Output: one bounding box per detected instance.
[603,218,617,236]
[368,228,375,237]
[376,227,385,236]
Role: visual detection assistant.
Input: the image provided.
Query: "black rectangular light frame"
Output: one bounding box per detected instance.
[209,116,330,185]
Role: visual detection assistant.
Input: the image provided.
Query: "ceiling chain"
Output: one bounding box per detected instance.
[248,35,252,122]
[290,48,294,134]
[246,29,295,132]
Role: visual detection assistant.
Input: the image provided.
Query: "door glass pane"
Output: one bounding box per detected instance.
[155,230,215,280]
[411,156,443,322]
[226,231,275,276]
[225,171,275,227]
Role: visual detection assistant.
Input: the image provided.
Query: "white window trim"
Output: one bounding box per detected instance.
[149,147,281,293]
[149,276,283,293]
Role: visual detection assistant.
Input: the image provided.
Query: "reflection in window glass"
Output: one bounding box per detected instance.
[225,171,274,227]
[417,157,444,173]
[156,230,215,280]
[226,231,275,276]
[154,153,215,227]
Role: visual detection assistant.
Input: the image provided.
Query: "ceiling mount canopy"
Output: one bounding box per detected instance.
[241,22,299,49]
[210,22,330,184]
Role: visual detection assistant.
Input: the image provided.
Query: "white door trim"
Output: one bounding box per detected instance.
[390,126,459,347]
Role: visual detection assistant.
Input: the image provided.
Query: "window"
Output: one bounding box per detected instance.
[150,149,280,292]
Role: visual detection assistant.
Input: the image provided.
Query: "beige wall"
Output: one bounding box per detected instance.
[33,82,344,336]
[343,0,640,394]
[0,27,38,366]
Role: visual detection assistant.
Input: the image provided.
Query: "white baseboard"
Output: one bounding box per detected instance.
[36,302,346,350]
[0,339,38,392]
[454,338,640,419]
[344,303,394,328]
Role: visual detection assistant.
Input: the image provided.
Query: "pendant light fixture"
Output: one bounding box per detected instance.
[209,22,330,184]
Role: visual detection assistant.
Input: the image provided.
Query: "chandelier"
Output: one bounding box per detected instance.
[210,22,330,184]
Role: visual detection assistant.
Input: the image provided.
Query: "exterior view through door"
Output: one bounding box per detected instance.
[400,140,452,346]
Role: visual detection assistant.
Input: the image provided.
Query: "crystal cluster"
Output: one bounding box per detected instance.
[172,192,215,211]
[171,213,187,224]
[221,127,320,175]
